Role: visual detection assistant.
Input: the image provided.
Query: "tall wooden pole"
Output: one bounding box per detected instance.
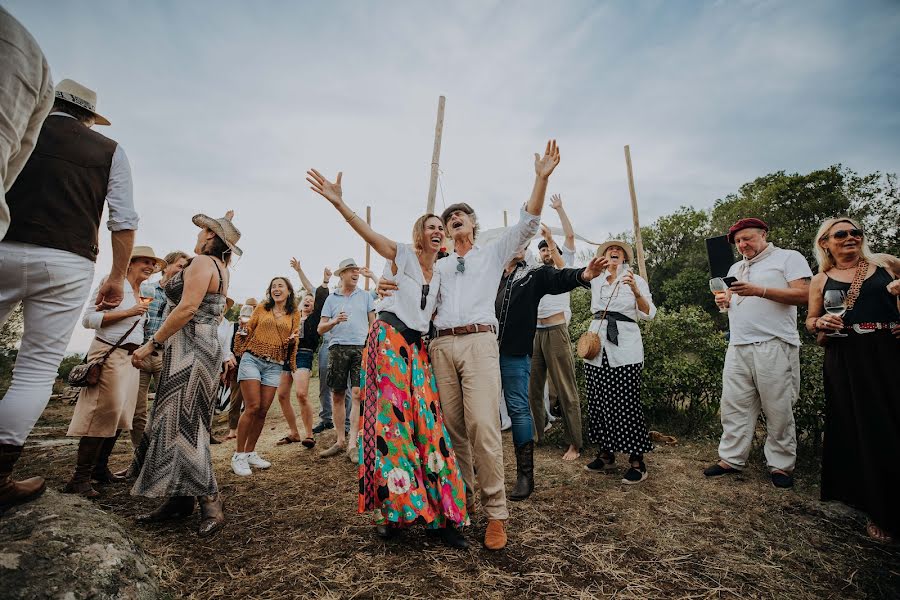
[426,96,446,214]
[503,210,508,227]
[624,145,648,280]
[364,206,372,290]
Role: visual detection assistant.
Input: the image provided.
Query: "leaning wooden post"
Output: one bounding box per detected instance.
[365,206,372,290]
[503,210,508,227]
[624,145,648,280]
[426,96,446,214]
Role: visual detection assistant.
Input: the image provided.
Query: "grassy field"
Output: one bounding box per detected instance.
[14,382,900,599]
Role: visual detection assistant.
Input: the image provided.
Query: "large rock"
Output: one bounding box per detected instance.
[0,490,160,599]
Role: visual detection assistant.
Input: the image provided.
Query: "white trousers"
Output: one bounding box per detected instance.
[0,242,94,444]
[717,339,799,472]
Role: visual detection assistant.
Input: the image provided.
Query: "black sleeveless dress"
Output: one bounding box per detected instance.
[130,260,227,497]
[821,266,899,535]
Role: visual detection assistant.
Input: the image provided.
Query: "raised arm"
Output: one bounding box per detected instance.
[306,169,398,261]
[550,194,576,251]
[290,257,315,294]
[540,223,565,268]
[524,140,561,216]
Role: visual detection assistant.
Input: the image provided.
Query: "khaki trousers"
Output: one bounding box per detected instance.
[530,324,582,449]
[718,339,799,472]
[429,331,508,521]
[133,352,163,447]
[68,340,139,437]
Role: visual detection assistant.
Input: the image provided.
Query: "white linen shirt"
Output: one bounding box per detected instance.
[82,279,145,346]
[434,207,541,330]
[217,318,235,363]
[377,243,440,333]
[48,112,139,232]
[536,243,575,325]
[585,267,656,368]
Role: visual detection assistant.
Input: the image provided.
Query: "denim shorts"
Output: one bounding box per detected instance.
[238,352,282,388]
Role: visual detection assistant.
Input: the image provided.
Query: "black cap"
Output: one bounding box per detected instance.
[538,239,560,253]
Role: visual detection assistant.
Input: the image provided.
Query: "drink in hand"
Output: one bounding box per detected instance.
[709,278,729,313]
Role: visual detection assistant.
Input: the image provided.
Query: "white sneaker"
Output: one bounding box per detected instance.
[231,452,252,477]
[246,451,271,469]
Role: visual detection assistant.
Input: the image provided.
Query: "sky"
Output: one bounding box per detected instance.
[6,0,899,353]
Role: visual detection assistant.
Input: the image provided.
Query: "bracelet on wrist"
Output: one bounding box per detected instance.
[345,212,358,223]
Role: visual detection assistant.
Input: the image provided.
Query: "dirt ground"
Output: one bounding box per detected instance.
[15,383,900,600]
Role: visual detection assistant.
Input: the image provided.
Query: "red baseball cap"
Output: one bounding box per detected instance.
[727,218,769,244]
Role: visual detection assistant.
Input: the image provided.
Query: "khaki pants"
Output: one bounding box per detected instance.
[718,339,799,472]
[133,352,163,447]
[68,340,139,437]
[429,332,508,521]
[530,324,582,449]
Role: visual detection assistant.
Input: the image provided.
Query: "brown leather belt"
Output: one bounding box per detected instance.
[96,338,141,355]
[436,324,496,337]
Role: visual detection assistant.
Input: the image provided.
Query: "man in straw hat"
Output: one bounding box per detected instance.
[0,7,54,241]
[703,218,811,489]
[0,77,138,512]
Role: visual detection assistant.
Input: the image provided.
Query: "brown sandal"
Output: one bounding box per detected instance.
[301,437,316,449]
[276,435,302,446]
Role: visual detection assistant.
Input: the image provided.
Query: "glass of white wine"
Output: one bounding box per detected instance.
[822,289,848,338]
[709,278,729,313]
[139,280,156,305]
[237,304,254,336]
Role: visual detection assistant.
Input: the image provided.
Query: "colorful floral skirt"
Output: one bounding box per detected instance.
[357,320,468,529]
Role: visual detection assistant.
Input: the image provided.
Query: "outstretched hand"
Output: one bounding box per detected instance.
[306,169,343,206]
[290,257,302,273]
[581,256,608,281]
[550,194,563,210]
[540,223,554,243]
[534,140,561,180]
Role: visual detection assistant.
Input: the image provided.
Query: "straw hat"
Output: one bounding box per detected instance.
[54,79,111,126]
[225,297,235,311]
[129,245,167,273]
[335,258,360,276]
[243,297,258,306]
[596,240,634,263]
[192,210,243,256]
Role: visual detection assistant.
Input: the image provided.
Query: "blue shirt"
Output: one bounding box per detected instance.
[321,287,375,347]
[143,281,168,343]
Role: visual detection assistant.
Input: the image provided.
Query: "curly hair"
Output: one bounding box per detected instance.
[263,276,296,315]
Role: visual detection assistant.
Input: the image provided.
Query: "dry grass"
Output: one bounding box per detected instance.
[16,383,900,599]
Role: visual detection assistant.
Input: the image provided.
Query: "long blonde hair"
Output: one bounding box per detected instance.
[813,216,884,272]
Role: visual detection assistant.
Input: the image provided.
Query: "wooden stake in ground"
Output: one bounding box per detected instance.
[503,210,508,227]
[365,206,372,291]
[426,96,446,215]
[624,145,648,280]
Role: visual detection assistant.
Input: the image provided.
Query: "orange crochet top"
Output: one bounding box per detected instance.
[233,304,301,370]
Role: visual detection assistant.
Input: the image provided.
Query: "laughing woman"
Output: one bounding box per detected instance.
[307,168,469,549]
[231,277,301,476]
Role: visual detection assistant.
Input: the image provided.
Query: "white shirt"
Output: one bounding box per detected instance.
[536,243,575,325]
[585,267,656,368]
[82,279,145,345]
[434,207,541,330]
[377,243,440,333]
[48,112,139,232]
[217,318,235,363]
[726,247,812,347]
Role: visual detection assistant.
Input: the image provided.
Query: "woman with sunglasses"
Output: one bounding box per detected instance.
[807,217,900,544]
[306,168,469,549]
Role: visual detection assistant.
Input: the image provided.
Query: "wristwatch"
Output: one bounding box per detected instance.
[151,336,165,351]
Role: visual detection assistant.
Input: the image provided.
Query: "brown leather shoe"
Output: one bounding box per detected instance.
[484,519,507,550]
[62,437,104,499]
[136,496,196,523]
[0,444,46,512]
[197,494,225,537]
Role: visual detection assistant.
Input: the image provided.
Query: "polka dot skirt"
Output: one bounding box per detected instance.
[584,352,653,454]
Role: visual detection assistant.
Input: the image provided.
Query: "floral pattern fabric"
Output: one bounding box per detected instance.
[358,321,468,529]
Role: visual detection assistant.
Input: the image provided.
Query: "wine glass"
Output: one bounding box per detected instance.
[709,278,729,313]
[822,290,848,338]
[237,304,254,336]
[139,281,156,305]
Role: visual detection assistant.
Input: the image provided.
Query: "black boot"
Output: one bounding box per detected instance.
[0,444,46,512]
[63,437,104,498]
[92,430,126,484]
[136,496,196,523]
[509,440,535,501]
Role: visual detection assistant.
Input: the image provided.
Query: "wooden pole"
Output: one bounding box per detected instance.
[624,145,648,280]
[364,206,372,290]
[426,96,446,214]
[503,210,508,227]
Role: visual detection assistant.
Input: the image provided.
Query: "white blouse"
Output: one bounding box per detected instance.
[82,279,145,346]
[585,267,656,368]
[377,243,440,333]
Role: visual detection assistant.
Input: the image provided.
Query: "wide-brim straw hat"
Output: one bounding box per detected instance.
[129,245,167,273]
[225,297,235,311]
[335,258,359,276]
[54,79,111,126]
[596,240,634,263]
[192,210,243,256]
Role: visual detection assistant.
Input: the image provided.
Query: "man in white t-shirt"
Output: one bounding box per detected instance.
[703,218,812,489]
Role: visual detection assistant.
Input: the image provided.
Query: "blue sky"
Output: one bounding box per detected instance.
[7,0,899,352]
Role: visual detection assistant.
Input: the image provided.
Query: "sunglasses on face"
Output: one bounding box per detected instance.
[456,257,465,274]
[826,229,864,240]
[420,284,430,310]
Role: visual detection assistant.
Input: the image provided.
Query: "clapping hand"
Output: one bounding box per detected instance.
[290,257,302,273]
[307,169,343,205]
[550,194,563,210]
[534,140,561,180]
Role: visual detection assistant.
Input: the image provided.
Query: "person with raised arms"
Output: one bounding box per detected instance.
[307,168,470,548]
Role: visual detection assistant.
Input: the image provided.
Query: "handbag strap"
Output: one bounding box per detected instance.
[594,280,621,322]
[845,259,868,311]
[97,318,141,364]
